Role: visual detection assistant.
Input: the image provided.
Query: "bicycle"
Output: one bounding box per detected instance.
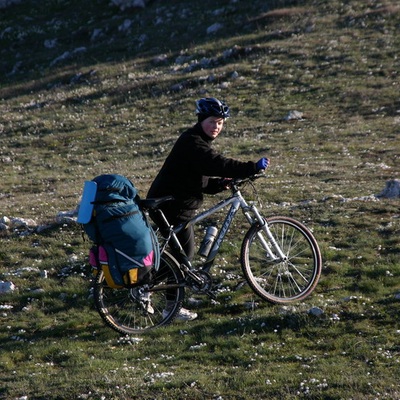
[92,173,322,335]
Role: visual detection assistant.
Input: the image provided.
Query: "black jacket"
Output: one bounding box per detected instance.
[147,123,258,221]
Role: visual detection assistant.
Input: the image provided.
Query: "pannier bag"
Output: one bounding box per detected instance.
[78,174,159,288]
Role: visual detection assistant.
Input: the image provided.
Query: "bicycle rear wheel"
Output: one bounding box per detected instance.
[93,251,185,335]
[241,216,322,303]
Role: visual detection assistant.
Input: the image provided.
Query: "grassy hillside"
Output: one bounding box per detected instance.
[1,0,399,399]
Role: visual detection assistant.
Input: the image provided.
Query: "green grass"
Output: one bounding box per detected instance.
[1,0,400,398]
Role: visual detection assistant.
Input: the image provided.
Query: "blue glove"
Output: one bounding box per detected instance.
[256,157,269,171]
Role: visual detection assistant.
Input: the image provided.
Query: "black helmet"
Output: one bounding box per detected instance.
[195,97,230,119]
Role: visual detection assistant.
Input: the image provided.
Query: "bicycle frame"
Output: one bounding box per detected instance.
[168,184,283,274]
[95,174,322,334]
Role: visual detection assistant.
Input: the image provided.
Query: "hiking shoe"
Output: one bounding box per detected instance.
[163,307,198,321]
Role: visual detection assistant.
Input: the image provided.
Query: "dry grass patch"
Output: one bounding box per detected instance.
[249,7,312,23]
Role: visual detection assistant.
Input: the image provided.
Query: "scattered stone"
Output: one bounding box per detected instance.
[231,71,239,79]
[187,297,203,307]
[90,28,103,42]
[343,295,361,302]
[0,281,16,294]
[244,301,259,310]
[30,288,45,295]
[1,216,10,224]
[118,19,132,33]
[345,195,379,202]
[69,70,97,85]
[170,83,184,92]
[207,23,224,35]
[153,54,169,65]
[308,306,324,317]
[50,47,87,67]
[377,179,400,198]
[322,194,346,202]
[50,51,71,67]
[8,60,23,76]
[10,217,37,228]
[175,54,193,65]
[0,0,23,8]
[1,207,77,237]
[36,224,56,233]
[117,335,143,345]
[284,110,304,121]
[111,0,148,11]
[207,74,216,82]
[56,209,78,224]
[1,156,12,163]
[137,34,148,47]
[218,81,230,89]
[44,39,57,49]
[15,267,40,276]
[278,305,298,314]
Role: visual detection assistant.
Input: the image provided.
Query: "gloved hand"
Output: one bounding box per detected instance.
[256,157,269,171]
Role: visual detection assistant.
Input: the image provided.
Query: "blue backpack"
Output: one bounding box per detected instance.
[78,174,159,288]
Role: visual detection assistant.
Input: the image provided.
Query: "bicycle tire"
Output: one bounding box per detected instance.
[240,216,322,304]
[93,251,185,335]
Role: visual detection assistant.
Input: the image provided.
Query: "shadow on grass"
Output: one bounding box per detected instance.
[1,0,311,94]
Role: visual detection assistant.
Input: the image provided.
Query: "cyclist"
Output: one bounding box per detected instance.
[147,97,269,320]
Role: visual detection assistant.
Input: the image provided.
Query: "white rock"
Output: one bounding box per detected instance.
[2,216,10,225]
[56,209,77,224]
[0,281,16,294]
[11,217,36,228]
[284,110,304,121]
[153,54,168,65]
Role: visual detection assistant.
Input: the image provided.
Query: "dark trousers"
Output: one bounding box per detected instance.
[149,203,195,261]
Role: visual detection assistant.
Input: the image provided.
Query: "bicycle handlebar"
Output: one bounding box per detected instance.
[143,173,266,211]
[229,172,266,188]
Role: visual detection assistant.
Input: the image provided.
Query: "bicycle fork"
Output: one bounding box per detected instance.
[245,205,287,262]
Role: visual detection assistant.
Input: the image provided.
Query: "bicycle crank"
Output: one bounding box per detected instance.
[186,270,216,299]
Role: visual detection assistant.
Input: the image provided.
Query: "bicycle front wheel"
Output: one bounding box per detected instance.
[93,251,185,335]
[241,216,322,304]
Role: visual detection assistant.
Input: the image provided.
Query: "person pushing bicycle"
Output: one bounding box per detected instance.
[147,97,269,320]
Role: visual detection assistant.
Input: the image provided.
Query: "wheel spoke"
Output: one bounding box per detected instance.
[241,217,321,303]
[93,252,184,334]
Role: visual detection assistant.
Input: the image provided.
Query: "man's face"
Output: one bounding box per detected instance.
[201,116,225,139]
